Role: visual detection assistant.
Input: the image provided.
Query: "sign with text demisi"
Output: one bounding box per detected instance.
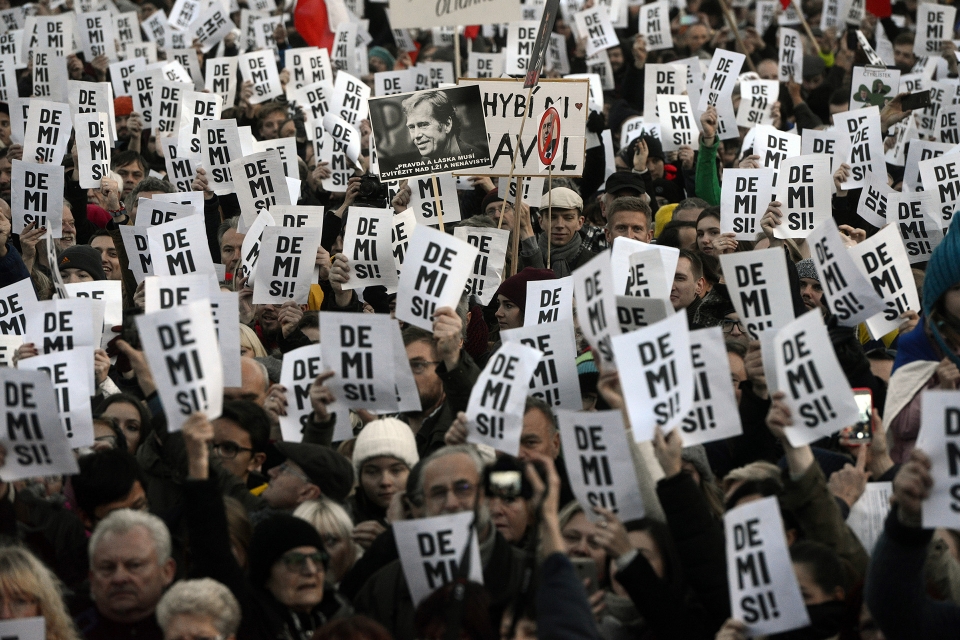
[453,226,509,305]
[501,320,581,411]
[611,314,694,442]
[721,168,774,240]
[773,154,833,239]
[320,312,399,414]
[396,225,478,331]
[252,226,322,304]
[680,326,743,446]
[720,249,796,341]
[725,496,810,636]
[11,160,64,237]
[557,409,645,522]
[916,390,960,529]
[19,348,95,448]
[849,225,920,339]
[0,368,79,482]
[466,341,543,454]
[573,253,621,371]
[136,301,223,432]
[342,207,398,292]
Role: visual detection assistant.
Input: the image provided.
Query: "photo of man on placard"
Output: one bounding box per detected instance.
[368,85,491,180]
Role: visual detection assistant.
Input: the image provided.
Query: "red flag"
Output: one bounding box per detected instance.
[463,25,481,39]
[779,0,791,10]
[294,0,335,51]
[866,0,892,18]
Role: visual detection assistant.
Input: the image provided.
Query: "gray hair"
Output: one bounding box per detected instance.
[524,396,557,433]
[124,176,175,213]
[217,215,241,246]
[89,509,172,565]
[155,578,241,637]
[408,444,485,501]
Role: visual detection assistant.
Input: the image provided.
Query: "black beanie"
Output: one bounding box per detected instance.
[59,245,106,280]
[248,514,326,588]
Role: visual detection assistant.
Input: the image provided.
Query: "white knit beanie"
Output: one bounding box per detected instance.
[352,417,419,478]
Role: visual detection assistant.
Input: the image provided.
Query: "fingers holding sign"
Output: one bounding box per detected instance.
[444,411,469,447]
[892,448,932,526]
[760,201,782,241]
[309,371,337,422]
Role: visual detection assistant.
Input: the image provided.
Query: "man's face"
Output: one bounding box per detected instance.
[489,495,530,543]
[58,207,76,251]
[212,417,258,482]
[220,227,245,276]
[607,47,624,72]
[62,267,94,283]
[0,156,12,200]
[223,358,269,404]
[894,43,916,73]
[549,208,583,247]
[646,157,665,180]
[116,114,131,140]
[406,340,444,412]
[422,452,480,516]
[495,294,523,331]
[91,480,149,524]
[802,73,824,94]
[486,201,514,230]
[518,408,560,461]
[0,112,10,147]
[91,235,121,281]
[605,209,651,244]
[116,161,145,198]
[259,111,286,140]
[262,460,311,509]
[696,216,722,255]
[256,304,280,334]
[670,257,702,310]
[89,526,175,624]
[799,277,823,310]
[757,60,778,81]
[685,24,709,51]
[406,102,449,158]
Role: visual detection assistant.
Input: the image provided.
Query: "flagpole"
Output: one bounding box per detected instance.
[718,0,758,73]
[510,176,523,276]
[454,25,462,82]
[431,174,445,232]
[791,0,825,55]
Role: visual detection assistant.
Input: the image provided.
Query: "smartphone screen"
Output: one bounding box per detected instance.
[850,389,873,442]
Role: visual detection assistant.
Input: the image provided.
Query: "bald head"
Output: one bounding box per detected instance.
[224,357,270,404]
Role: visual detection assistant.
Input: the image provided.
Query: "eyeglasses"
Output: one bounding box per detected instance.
[426,481,476,503]
[281,550,328,572]
[409,359,442,374]
[720,318,745,334]
[275,462,310,483]
[212,441,254,459]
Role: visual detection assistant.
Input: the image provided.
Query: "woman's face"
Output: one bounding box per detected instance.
[629,530,663,579]
[561,512,607,584]
[793,562,836,605]
[317,530,356,584]
[266,546,325,612]
[99,401,143,453]
[360,456,410,509]
[0,588,40,619]
[943,284,960,321]
[489,495,531,543]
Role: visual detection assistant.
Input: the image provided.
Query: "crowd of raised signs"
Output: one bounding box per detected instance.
[6,0,960,638]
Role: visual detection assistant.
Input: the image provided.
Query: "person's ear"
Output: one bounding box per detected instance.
[576,215,584,229]
[249,452,267,473]
[604,227,613,245]
[696,277,705,297]
[161,557,176,587]
[301,483,322,502]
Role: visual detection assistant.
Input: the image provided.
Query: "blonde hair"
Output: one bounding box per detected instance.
[238,323,268,358]
[294,497,362,580]
[721,461,782,495]
[0,546,80,640]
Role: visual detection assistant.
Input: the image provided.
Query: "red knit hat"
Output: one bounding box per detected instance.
[493,267,556,314]
[114,96,133,117]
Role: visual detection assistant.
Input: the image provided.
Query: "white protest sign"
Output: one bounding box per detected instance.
[778,28,803,83]
[850,66,899,111]
[190,5,232,52]
[698,49,744,114]
[390,208,417,289]
[558,409,645,520]
[64,280,121,351]
[23,100,71,165]
[849,225,920,339]
[31,51,68,102]
[239,50,282,104]
[75,112,110,189]
[774,310,860,445]
[720,249,796,341]
[620,248,670,298]
[725,496,810,636]
[891,189,943,264]
[374,69,414,96]
[402,174,462,226]
[919,152,960,227]
[0,54,19,103]
[835,106,884,190]
[611,314,693,441]
[610,238,678,297]
[331,22,359,75]
[856,173,894,228]
[773,154,833,239]
[204,57,237,108]
[573,253,621,371]
[319,312,399,413]
[396,226,479,331]
[143,273,213,314]
[0,617,45,640]
[574,8,617,57]
[502,320,581,411]
[0,336,23,366]
[498,176,546,208]
[130,69,159,130]
[136,198,196,227]
[915,4,957,58]
[341,207,398,292]
[20,348,95,448]
[147,214,216,277]
[680,326,743,446]
[10,160,64,237]
[330,70,370,126]
[809,218,887,326]
[0,369,79,481]
[801,128,848,172]
[0,279,37,337]
[736,80,778,128]
[917,390,960,528]
[903,139,950,194]
[119,226,153,283]
[236,209,275,283]
[656,94,697,152]
[642,63,684,124]
[526,276,573,326]
[846,481,893,554]
[615,296,673,332]
[137,301,223,432]
[252,226,321,304]
[638,1,672,51]
[199,119,241,191]
[936,104,960,145]
[230,150,292,226]
[161,137,198,193]
[168,0,202,30]
[504,20,539,74]
[76,11,115,61]
[27,299,100,365]
[178,90,222,159]
[286,47,332,94]
[466,340,543,454]
[721,168,774,240]
[277,345,323,442]
[467,52,505,78]
[753,125,800,185]
[453,227,509,305]
[292,80,333,126]
[394,512,483,608]
[153,79,190,137]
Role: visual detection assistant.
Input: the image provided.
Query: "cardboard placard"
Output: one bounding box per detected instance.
[773,154,833,239]
[285,47,332,92]
[27,298,100,364]
[467,51,505,78]
[809,218,887,326]
[773,309,860,446]
[572,253,621,370]
[720,249,796,341]
[466,340,543,454]
[501,320,582,410]
[0,368,79,482]
[611,314,694,441]
[610,238,678,298]
[720,168,774,240]
[396,226,479,331]
[557,409,645,520]
[178,90,222,158]
[31,51,68,102]
[525,276,573,326]
[137,301,223,432]
[800,128,848,172]
[725,496,810,636]
[319,312,399,413]
[573,8,617,57]
[644,65,684,125]
[340,207,398,292]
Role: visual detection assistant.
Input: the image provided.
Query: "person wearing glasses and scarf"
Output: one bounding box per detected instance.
[181,412,353,640]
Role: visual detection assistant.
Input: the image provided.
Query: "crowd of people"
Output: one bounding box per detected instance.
[0,0,959,639]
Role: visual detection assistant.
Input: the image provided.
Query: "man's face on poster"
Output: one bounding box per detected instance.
[406,101,451,158]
